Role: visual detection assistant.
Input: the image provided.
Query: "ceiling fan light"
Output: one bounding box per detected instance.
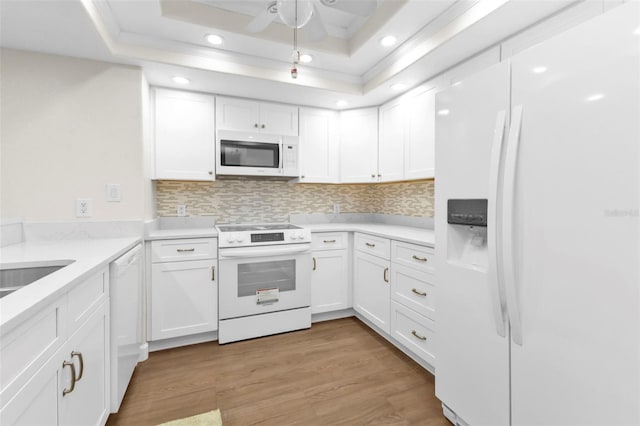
[277,0,314,29]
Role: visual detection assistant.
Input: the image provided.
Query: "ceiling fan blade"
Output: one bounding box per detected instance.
[304,5,328,42]
[245,8,277,33]
[320,0,377,17]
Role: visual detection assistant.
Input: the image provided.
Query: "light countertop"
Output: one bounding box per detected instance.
[0,237,141,332]
[304,223,435,247]
[146,228,218,240]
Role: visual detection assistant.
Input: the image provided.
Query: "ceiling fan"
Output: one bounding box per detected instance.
[246,0,379,42]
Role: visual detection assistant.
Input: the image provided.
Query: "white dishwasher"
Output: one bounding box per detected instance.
[109,244,143,412]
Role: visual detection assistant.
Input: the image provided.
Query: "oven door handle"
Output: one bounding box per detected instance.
[219,244,311,259]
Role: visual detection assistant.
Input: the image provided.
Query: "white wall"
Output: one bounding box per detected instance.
[0,48,149,221]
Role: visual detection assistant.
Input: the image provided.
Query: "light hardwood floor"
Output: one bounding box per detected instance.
[107,317,449,426]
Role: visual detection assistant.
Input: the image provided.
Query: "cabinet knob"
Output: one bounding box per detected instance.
[378,174,382,177]
[371,174,376,178]
[261,124,266,129]
[301,175,305,179]
[254,123,259,128]
[208,171,213,175]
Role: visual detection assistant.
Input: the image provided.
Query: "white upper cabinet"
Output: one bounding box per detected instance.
[378,99,406,182]
[377,88,436,182]
[339,108,378,183]
[153,88,215,181]
[216,97,298,136]
[405,88,435,180]
[298,107,339,183]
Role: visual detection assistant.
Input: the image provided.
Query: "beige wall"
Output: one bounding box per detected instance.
[0,48,149,221]
[156,179,434,223]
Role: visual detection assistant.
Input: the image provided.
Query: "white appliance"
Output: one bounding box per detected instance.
[109,244,143,412]
[217,224,312,344]
[216,130,299,177]
[435,4,639,426]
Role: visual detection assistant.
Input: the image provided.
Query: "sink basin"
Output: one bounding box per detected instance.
[0,260,75,298]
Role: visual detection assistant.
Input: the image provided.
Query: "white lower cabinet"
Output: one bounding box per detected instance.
[311,233,349,314]
[0,270,110,426]
[353,249,391,334]
[150,238,218,341]
[390,301,436,365]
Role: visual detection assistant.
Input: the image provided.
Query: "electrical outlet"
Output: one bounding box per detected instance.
[177,205,187,217]
[333,203,341,214]
[76,198,92,217]
[106,184,121,202]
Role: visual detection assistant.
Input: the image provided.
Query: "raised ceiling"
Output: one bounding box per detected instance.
[0,0,578,109]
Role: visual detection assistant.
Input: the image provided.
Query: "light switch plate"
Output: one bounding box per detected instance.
[106,184,121,202]
[177,205,186,217]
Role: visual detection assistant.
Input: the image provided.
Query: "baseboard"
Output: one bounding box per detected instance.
[138,342,149,362]
[149,331,218,352]
[354,312,435,375]
[312,308,355,323]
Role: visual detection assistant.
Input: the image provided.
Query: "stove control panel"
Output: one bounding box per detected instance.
[218,226,311,248]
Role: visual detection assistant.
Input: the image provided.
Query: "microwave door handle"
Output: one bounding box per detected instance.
[279,142,283,169]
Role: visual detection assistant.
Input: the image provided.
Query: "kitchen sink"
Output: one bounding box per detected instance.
[0,260,75,299]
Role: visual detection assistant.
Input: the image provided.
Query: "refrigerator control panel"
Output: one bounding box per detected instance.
[447,199,488,227]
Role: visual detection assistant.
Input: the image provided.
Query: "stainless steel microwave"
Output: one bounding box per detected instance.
[216,130,299,177]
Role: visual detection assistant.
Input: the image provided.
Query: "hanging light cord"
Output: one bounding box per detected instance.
[291,0,300,79]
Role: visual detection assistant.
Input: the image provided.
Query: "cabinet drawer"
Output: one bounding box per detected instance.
[354,233,390,259]
[390,264,435,320]
[0,297,66,398]
[390,301,435,366]
[391,240,434,273]
[151,238,217,263]
[67,269,107,334]
[311,232,347,251]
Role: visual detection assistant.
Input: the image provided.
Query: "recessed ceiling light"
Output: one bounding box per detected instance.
[437,109,450,116]
[205,34,224,45]
[532,66,548,74]
[585,93,605,102]
[380,35,397,47]
[390,83,407,91]
[299,54,313,63]
[336,100,348,108]
[172,76,190,85]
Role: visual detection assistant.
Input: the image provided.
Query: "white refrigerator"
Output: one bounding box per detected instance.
[434,3,639,425]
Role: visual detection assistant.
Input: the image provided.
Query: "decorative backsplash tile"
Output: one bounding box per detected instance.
[156,178,434,223]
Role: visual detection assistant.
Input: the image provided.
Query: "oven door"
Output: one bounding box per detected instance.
[218,244,311,319]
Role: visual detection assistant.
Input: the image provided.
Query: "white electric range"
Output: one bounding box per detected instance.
[215,223,312,344]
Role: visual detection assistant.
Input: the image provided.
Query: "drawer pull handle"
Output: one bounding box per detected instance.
[312,257,317,271]
[177,248,195,253]
[323,239,336,243]
[365,243,376,248]
[211,266,215,281]
[412,255,428,262]
[411,330,427,341]
[411,288,427,297]
[71,351,84,381]
[62,360,77,396]
[383,267,389,283]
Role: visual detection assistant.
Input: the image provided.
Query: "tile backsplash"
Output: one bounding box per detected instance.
[156,179,434,223]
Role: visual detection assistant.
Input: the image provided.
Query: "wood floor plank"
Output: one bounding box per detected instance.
[107,317,449,426]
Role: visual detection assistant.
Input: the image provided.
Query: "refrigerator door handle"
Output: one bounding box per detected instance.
[503,105,524,346]
[488,109,508,338]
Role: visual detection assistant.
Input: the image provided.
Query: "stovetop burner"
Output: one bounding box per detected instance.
[217,223,303,232]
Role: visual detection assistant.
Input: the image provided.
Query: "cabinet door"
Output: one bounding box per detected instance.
[60,301,109,426]
[353,251,390,333]
[378,99,405,182]
[405,88,435,180]
[260,103,299,136]
[215,97,260,132]
[311,249,349,314]
[339,108,378,183]
[153,88,215,181]
[151,259,218,340]
[0,356,60,426]
[299,108,339,183]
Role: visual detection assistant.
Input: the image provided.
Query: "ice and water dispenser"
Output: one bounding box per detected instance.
[447,199,488,270]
